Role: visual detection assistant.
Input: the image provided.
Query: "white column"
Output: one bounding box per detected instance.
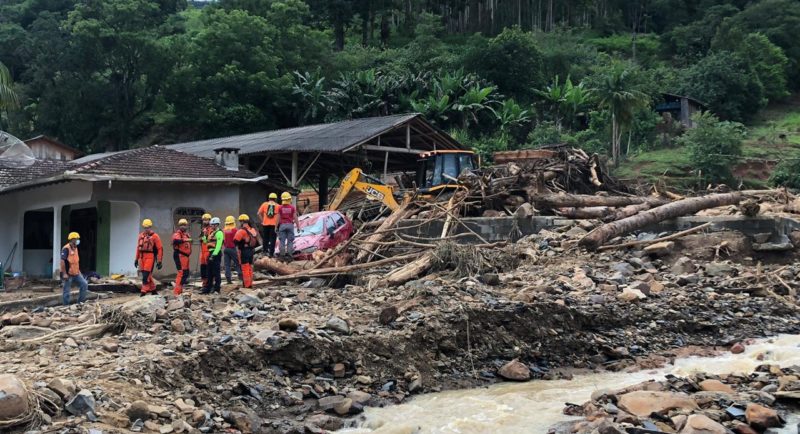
[291,152,299,206]
[51,206,61,279]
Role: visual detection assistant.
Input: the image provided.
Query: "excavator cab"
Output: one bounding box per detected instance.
[415,150,477,195]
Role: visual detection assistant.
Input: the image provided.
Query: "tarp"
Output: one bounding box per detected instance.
[0,131,34,168]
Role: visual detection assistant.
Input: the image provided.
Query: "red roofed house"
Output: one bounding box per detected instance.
[0,145,290,280]
[24,135,83,161]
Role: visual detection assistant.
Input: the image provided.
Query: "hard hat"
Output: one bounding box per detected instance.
[225,216,236,225]
[281,192,292,201]
[68,232,80,241]
[210,217,221,225]
[202,213,212,220]
[238,214,250,221]
[269,193,277,200]
[142,219,153,228]
[177,218,188,226]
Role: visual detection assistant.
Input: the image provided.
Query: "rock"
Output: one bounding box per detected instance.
[37,387,63,416]
[680,414,727,434]
[5,312,32,325]
[278,318,299,331]
[64,337,79,348]
[617,391,698,417]
[301,278,327,288]
[160,424,174,434]
[144,420,161,432]
[671,257,695,275]
[0,374,30,422]
[333,398,353,415]
[325,316,350,334]
[30,316,53,328]
[498,359,531,381]
[409,378,423,393]
[731,422,759,434]
[333,363,346,378]
[745,403,781,431]
[589,295,606,305]
[699,379,734,394]
[102,341,119,353]
[122,296,166,316]
[170,319,185,333]
[731,342,746,354]
[347,391,371,405]
[48,378,76,400]
[126,400,151,422]
[648,280,666,294]
[379,306,399,325]
[305,414,344,431]
[480,273,501,286]
[704,262,734,277]
[565,226,588,238]
[65,389,96,416]
[612,262,636,276]
[237,294,261,308]
[676,274,700,285]
[356,375,372,385]
[224,410,261,433]
[618,287,647,302]
[147,404,171,418]
[166,299,185,312]
[514,202,535,219]
[596,420,625,434]
[615,411,638,425]
[317,395,347,411]
[644,241,675,257]
[191,409,207,426]
[173,398,195,414]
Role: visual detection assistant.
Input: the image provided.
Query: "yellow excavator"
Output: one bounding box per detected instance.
[327,150,477,212]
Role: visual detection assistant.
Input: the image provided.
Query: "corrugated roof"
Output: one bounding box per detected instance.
[167,113,421,158]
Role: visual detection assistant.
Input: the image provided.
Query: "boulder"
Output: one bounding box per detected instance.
[699,379,734,394]
[498,359,531,381]
[48,378,77,401]
[679,414,727,434]
[317,395,347,411]
[347,391,372,405]
[644,241,675,257]
[325,316,350,334]
[731,342,746,354]
[704,262,734,277]
[333,398,353,415]
[126,400,150,421]
[618,287,647,302]
[617,391,698,417]
[745,403,782,431]
[170,319,185,333]
[278,318,299,331]
[378,306,399,325]
[305,413,344,431]
[252,329,277,345]
[122,296,166,316]
[671,257,695,275]
[65,389,96,416]
[0,374,30,422]
[333,363,346,378]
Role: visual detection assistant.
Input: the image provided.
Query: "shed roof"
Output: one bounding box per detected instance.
[166,113,462,158]
[24,135,84,157]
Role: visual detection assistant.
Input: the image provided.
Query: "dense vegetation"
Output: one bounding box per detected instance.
[1,0,799,185]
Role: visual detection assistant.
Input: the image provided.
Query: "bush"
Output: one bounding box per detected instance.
[769,158,800,189]
[677,112,745,184]
[525,122,562,148]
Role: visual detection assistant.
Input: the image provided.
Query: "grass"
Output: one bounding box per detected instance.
[615,95,800,189]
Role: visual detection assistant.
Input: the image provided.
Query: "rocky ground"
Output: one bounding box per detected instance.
[2,223,800,434]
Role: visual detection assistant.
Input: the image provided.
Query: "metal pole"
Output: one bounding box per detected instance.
[291,152,299,206]
[406,124,411,150]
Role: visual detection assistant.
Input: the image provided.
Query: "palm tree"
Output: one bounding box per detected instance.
[0,61,18,115]
[593,66,650,167]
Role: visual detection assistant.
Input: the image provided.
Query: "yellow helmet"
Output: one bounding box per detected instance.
[202,213,212,220]
[281,192,292,201]
[177,218,189,226]
[238,214,250,222]
[68,232,80,241]
[225,215,236,225]
[142,219,153,228]
[269,193,278,200]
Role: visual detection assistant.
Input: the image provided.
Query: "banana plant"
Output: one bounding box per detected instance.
[292,70,329,125]
[491,99,532,133]
[453,84,497,128]
[410,93,451,125]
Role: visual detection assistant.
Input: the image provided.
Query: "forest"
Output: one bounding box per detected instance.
[1,0,799,185]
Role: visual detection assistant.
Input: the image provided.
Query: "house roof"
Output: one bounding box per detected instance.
[167,113,463,158]
[24,135,84,157]
[0,145,284,194]
[661,93,708,109]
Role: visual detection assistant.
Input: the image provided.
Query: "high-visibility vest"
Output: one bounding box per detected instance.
[138,233,158,254]
[61,244,80,276]
[206,229,222,251]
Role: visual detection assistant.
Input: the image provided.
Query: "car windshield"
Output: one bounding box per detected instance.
[295,215,325,236]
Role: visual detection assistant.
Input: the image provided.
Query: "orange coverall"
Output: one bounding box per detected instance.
[200,224,212,288]
[136,231,163,294]
[172,229,192,295]
[234,225,259,288]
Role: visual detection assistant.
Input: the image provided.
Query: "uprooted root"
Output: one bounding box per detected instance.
[0,380,47,431]
[431,241,521,278]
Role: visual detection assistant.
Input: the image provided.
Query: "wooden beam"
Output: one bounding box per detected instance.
[362,144,425,154]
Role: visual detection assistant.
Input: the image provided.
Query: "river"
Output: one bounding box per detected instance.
[339,335,800,434]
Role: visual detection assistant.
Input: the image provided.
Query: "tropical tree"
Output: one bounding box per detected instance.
[592,65,650,166]
[292,70,330,125]
[0,61,18,111]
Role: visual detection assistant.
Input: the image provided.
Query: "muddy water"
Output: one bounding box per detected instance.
[340,335,800,434]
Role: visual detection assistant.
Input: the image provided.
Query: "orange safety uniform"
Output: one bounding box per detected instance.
[60,243,81,276]
[258,200,280,257]
[199,224,213,287]
[136,231,163,294]
[234,225,259,288]
[172,229,192,295]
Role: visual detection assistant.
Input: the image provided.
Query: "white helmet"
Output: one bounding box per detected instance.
[209,217,221,225]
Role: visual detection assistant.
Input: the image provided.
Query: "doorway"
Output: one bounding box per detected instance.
[67,207,98,272]
[22,209,54,277]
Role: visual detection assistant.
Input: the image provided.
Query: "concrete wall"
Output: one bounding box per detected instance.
[0,181,93,275]
[22,250,51,276]
[109,201,140,276]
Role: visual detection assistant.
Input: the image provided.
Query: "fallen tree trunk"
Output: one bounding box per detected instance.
[598,222,712,251]
[602,202,653,222]
[385,251,435,286]
[534,194,668,209]
[254,257,302,275]
[254,253,419,283]
[355,203,416,263]
[579,193,743,251]
[556,206,612,219]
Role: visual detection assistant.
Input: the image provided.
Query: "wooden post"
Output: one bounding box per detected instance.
[291,152,299,206]
[319,171,329,212]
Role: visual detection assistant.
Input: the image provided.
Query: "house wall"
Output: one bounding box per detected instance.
[0,181,93,276]
[109,201,140,276]
[26,138,79,161]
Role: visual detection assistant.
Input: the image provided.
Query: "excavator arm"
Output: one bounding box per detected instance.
[327,168,401,211]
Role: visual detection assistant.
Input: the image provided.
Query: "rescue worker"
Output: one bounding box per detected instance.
[222,215,242,284]
[234,214,260,288]
[201,217,224,294]
[60,232,88,305]
[199,213,212,289]
[172,219,192,296]
[257,193,280,257]
[135,219,163,296]
[277,192,299,261]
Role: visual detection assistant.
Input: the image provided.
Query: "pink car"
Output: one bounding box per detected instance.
[293,211,354,259]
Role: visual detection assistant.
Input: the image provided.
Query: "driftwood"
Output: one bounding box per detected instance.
[355,203,416,263]
[385,251,435,286]
[255,253,419,282]
[534,194,668,209]
[602,202,654,222]
[598,222,713,251]
[556,207,611,219]
[254,257,302,275]
[580,193,743,251]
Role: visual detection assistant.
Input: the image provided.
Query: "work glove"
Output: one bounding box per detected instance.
[134,259,139,268]
[157,262,163,270]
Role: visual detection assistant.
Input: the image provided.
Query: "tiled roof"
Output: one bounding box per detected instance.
[0,159,71,189]
[69,146,258,179]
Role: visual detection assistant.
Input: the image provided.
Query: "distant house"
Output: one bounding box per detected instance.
[0,145,289,279]
[655,94,707,129]
[24,135,83,161]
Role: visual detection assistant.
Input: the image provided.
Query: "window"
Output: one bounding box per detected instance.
[333,213,346,227]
